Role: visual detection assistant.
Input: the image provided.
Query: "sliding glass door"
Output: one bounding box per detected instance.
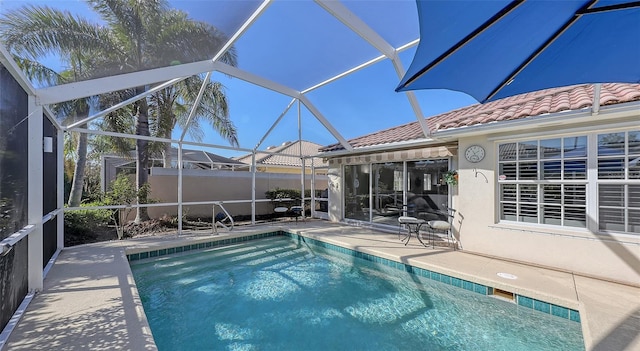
[344,158,450,225]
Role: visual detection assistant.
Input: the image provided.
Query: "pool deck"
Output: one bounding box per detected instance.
[4,221,639,351]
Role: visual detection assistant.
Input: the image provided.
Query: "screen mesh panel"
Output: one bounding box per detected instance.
[0,64,30,331]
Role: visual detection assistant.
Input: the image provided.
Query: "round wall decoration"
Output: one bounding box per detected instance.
[464,145,485,163]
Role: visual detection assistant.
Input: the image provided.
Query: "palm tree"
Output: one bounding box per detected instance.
[1,6,117,207]
[1,1,238,221]
[58,64,94,207]
[84,1,238,222]
[149,76,238,167]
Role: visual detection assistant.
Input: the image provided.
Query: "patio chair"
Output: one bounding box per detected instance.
[272,199,289,222]
[272,199,304,223]
[290,205,303,223]
[289,198,305,224]
[426,206,457,249]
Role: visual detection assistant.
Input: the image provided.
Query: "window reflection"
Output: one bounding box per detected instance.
[564,136,587,158]
[598,133,625,155]
[499,143,516,161]
[370,163,403,226]
[344,164,370,221]
[540,138,561,159]
[518,141,538,160]
[406,159,449,220]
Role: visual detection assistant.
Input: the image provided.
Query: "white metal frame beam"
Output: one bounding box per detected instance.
[180,71,213,142]
[53,59,304,132]
[300,96,353,151]
[302,38,418,94]
[36,60,219,105]
[215,63,354,150]
[255,98,297,150]
[302,54,387,94]
[212,0,273,63]
[315,0,429,137]
[0,43,37,95]
[213,63,353,150]
[390,59,430,137]
[35,1,270,106]
[315,0,395,58]
[69,125,356,160]
[69,127,256,153]
[215,62,301,98]
[65,77,185,130]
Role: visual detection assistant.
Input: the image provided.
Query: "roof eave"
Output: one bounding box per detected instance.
[431,100,640,139]
[318,137,442,158]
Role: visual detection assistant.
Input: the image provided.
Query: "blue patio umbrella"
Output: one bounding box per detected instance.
[396,0,640,103]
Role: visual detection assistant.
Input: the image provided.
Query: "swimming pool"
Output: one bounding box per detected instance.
[130,235,585,350]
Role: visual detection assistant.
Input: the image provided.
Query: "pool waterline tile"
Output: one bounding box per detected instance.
[518,295,534,309]
[431,272,441,282]
[552,305,570,319]
[570,309,581,323]
[534,300,551,314]
[474,283,488,295]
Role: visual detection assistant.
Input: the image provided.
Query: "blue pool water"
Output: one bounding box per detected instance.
[130,236,585,351]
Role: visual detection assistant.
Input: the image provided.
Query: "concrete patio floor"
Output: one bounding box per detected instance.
[4,221,640,351]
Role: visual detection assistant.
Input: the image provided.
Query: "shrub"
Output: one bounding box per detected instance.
[64,202,113,245]
[265,188,300,201]
[104,174,150,239]
[265,188,312,201]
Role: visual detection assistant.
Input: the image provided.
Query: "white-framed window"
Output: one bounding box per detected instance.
[498,130,639,235]
[498,136,587,228]
[597,131,640,233]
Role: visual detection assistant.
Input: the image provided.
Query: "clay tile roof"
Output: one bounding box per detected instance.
[320,83,640,152]
[236,140,327,168]
[320,121,425,152]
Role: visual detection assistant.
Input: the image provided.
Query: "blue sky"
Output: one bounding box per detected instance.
[0,0,478,157]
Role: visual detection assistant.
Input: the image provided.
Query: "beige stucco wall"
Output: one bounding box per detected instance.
[145,168,327,219]
[455,132,640,286]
